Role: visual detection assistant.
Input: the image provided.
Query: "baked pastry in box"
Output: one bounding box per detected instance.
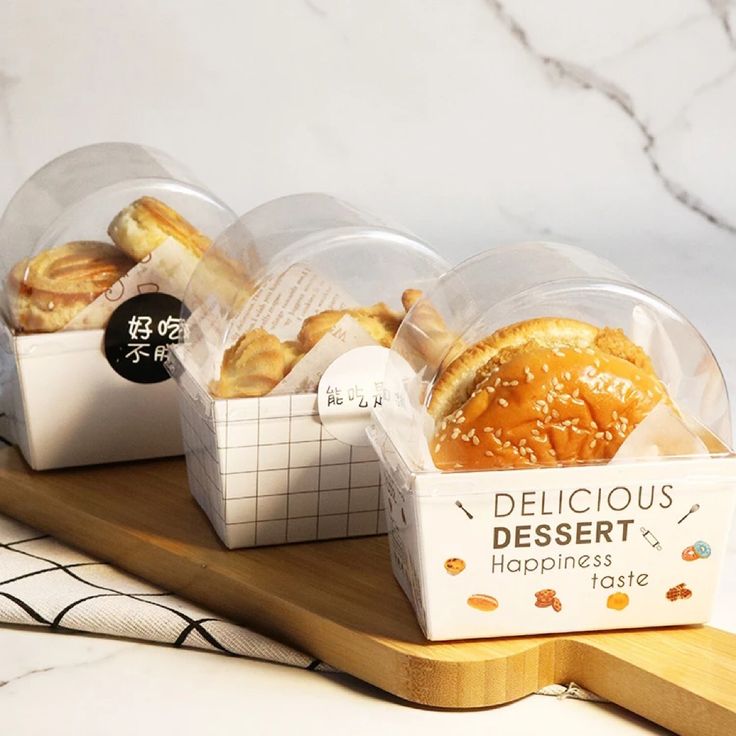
[0,143,235,469]
[166,193,448,548]
[369,242,736,640]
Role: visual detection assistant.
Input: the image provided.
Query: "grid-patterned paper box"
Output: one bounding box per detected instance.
[176,359,386,549]
[167,193,449,547]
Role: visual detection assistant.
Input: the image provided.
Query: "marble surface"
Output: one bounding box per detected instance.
[1,0,735,733]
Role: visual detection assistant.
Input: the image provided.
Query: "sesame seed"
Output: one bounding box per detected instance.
[484,450,494,457]
[468,428,476,438]
[519,446,527,456]
[549,449,557,457]
[483,426,492,433]
[440,434,446,442]
[553,350,565,358]
[589,439,597,448]
[486,386,496,393]
[519,438,527,446]
[595,431,604,439]
[503,441,511,448]
[510,380,519,386]
[526,372,535,382]
[612,411,620,420]
[571,418,580,425]
[494,377,501,387]
[461,434,469,442]
[564,371,572,381]
[542,364,549,373]
[590,420,597,429]
[572,388,580,398]
[544,416,552,424]
[472,436,480,446]
[451,428,461,439]
[531,429,540,436]
[434,444,440,453]
[529,454,538,463]
[457,417,466,424]
[498,398,509,407]
[495,428,502,437]
[605,431,613,441]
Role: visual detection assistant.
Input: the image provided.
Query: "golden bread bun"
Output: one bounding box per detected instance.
[108,196,211,261]
[297,302,403,351]
[8,241,134,333]
[211,328,303,398]
[430,318,667,470]
[429,317,654,420]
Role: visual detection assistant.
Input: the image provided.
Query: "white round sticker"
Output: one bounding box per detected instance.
[317,345,391,447]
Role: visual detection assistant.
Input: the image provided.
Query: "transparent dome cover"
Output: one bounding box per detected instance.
[379,242,732,472]
[0,142,235,333]
[174,193,450,397]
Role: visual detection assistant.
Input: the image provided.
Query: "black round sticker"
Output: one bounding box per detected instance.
[104,293,184,384]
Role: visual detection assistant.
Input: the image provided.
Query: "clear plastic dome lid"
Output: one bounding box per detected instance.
[0,142,235,333]
[173,193,450,398]
[379,242,732,472]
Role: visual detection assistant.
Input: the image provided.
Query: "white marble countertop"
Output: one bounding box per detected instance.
[1,0,735,732]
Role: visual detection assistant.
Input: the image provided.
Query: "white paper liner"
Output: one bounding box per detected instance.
[610,403,710,463]
[271,314,379,395]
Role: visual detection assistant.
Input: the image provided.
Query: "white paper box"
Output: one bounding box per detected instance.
[0,322,182,469]
[174,358,385,548]
[370,402,736,641]
[0,142,235,469]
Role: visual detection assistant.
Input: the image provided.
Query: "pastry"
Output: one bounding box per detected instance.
[606,592,630,610]
[108,196,211,262]
[297,302,403,352]
[466,594,499,612]
[444,558,466,575]
[8,241,135,333]
[430,317,668,470]
[400,288,461,367]
[211,328,303,398]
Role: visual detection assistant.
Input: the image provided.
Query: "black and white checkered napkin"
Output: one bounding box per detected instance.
[0,513,330,671]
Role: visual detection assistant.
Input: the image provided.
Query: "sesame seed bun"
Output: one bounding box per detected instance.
[430,317,667,470]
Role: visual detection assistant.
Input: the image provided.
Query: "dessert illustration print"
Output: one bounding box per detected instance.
[368,241,736,640]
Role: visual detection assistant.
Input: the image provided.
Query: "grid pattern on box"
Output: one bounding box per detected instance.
[178,384,385,549]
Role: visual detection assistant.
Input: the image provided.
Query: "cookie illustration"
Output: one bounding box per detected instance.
[467,594,499,612]
[534,589,561,611]
[607,592,629,611]
[535,589,556,605]
[444,558,466,576]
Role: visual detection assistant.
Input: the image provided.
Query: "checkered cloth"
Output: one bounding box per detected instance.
[0,512,330,671]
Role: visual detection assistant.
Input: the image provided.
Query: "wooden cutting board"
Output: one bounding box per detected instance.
[0,446,734,735]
